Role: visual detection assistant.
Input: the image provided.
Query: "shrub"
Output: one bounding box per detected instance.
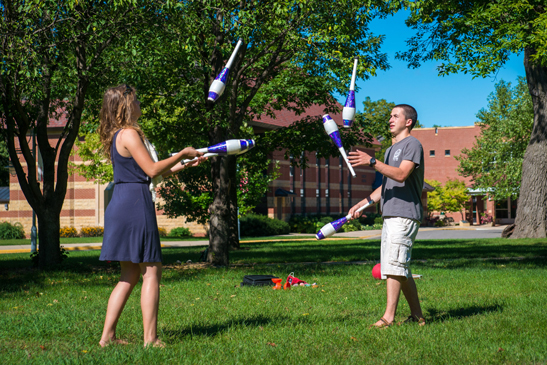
[0,221,26,239]
[359,212,382,226]
[434,219,445,227]
[425,216,440,227]
[480,212,493,224]
[158,227,168,237]
[374,216,384,225]
[340,219,361,232]
[60,227,78,238]
[240,213,290,237]
[288,215,317,234]
[79,226,104,237]
[362,223,383,230]
[169,227,192,238]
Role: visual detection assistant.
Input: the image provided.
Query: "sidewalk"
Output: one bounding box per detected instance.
[0,225,506,255]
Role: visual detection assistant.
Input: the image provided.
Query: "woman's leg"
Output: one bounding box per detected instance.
[99,261,141,347]
[139,262,163,347]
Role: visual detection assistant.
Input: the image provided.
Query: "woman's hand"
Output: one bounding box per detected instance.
[180,147,203,160]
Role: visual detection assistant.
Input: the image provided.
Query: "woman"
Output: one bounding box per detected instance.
[98,84,204,347]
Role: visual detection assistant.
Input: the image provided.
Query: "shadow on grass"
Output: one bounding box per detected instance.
[426,303,503,323]
[163,314,280,339]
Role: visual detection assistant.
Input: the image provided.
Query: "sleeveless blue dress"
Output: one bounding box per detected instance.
[99,130,162,263]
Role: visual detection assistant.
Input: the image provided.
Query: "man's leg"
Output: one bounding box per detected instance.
[401,276,424,320]
[371,275,405,326]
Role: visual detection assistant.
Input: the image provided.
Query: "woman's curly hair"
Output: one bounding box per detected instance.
[98,84,145,161]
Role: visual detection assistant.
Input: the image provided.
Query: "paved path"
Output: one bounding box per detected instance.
[0,225,507,254]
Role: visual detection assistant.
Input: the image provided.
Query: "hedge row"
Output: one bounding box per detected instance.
[239,213,290,237]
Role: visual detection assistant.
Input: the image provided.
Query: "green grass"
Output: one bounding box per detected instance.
[1,238,546,364]
[0,237,210,246]
[0,235,315,246]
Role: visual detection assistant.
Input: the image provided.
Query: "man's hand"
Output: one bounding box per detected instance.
[348,149,372,167]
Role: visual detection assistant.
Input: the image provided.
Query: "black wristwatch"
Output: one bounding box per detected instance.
[369,157,376,167]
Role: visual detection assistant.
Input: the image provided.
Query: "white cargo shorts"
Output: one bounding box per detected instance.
[380,216,420,279]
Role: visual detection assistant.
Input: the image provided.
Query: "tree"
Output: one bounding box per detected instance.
[398,1,547,238]
[0,139,9,186]
[75,1,396,266]
[354,97,394,162]
[0,1,149,267]
[456,78,533,200]
[426,179,470,221]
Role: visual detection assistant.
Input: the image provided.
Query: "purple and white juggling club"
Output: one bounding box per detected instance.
[176,139,255,164]
[315,199,374,240]
[196,139,255,155]
[208,39,244,103]
[322,114,356,177]
[342,57,358,128]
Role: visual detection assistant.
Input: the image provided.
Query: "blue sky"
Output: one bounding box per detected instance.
[335,11,526,128]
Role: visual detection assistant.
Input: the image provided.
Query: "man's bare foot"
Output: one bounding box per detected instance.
[99,338,129,347]
[144,338,165,348]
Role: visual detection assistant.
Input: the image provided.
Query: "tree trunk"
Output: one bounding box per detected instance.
[512,47,547,238]
[228,155,240,250]
[208,144,231,265]
[37,208,62,267]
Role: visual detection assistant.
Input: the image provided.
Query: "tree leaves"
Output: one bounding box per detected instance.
[456,78,533,200]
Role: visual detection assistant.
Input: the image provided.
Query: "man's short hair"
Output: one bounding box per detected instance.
[395,104,418,130]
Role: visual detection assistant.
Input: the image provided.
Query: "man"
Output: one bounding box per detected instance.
[348,104,425,328]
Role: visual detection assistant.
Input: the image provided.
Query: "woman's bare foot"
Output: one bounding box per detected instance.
[144,338,165,348]
[99,338,129,347]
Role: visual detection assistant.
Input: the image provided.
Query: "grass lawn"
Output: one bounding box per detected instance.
[0,235,315,246]
[1,238,546,364]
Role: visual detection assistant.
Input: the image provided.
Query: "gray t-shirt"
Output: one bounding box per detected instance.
[381,135,424,222]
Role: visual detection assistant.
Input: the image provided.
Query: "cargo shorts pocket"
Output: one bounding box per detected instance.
[387,235,413,268]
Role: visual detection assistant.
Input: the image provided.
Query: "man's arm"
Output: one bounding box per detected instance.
[348,149,415,183]
[348,186,382,220]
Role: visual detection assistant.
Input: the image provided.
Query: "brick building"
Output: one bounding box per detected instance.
[249,105,380,221]
[412,125,515,225]
[1,103,382,238]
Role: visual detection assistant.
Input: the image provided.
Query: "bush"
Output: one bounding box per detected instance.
[288,215,318,234]
[0,221,26,239]
[240,213,290,237]
[79,226,104,237]
[362,223,383,230]
[169,227,192,238]
[158,227,168,237]
[358,212,382,226]
[341,219,361,232]
[434,219,445,227]
[374,216,384,225]
[60,226,78,238]
[480,212,493,224]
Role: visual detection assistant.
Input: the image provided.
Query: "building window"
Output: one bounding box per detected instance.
[429,150,435,157]
[445,150,450,156]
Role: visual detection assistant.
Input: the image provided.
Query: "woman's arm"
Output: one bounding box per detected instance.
[118,129,202,178]
[162,156,208,178]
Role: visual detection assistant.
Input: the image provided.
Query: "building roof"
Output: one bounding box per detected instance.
[250,104,343,130]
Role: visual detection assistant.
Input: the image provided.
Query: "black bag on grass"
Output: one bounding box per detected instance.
[240,275,279,287]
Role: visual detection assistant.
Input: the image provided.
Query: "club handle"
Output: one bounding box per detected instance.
[225,39,243,69]
[345,199,374,220]
[350,57,358,91]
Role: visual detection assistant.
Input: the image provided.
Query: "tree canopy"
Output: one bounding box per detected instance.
[1,0,153,267]
[456,78,533,200]
[397,0,547,238]
[426,179,469,221]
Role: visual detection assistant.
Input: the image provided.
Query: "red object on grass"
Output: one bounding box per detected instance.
[372,263,382,280]
[287,273,308,286]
